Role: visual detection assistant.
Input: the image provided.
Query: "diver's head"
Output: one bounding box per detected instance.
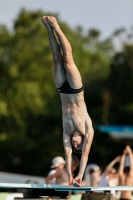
[71,130,84,154]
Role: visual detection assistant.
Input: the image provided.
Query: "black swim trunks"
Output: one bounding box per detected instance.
[119,199,131,200]
[57,81,84,94]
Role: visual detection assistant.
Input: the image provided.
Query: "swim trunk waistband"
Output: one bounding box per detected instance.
[119,199,131,200]
[57,81,84,94]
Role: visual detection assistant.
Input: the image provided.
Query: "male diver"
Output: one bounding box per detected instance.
[42,16,94,187]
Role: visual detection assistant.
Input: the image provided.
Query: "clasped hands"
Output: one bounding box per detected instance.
[69,175,82,187]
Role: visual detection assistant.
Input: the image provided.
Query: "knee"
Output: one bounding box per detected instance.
[63,52,74,66]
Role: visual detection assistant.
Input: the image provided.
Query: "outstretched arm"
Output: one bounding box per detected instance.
[119,154,125,175]
[63,132,73,183]
[118,146,133,177]
[126,146,133,176]
[104,156,121,175]
[73,127,94,187]
[118,146,133,200]
[45,170,62,184]
[118,148,126,182]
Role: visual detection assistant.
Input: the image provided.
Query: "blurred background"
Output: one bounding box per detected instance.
[0,0,133,180]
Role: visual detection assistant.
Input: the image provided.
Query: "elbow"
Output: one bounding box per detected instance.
[87,127,94,142]
[91,127,94,138]
[65,149,72,156]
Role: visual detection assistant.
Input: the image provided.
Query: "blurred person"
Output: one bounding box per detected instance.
[81,164,113,200]
[45,156,69,185]
[41,16,94,187]
[47,168,56,184]
[47,156,66,184]
[84,163,101,186]
[46,156,79,185]
[99,156,121,187]
[118,145,133,200]
[99,156,121,198]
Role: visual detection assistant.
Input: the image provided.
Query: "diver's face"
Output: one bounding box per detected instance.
[71,131,83,148]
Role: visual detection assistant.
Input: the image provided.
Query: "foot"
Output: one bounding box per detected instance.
[46,16,59,29]
[41,16,52,31]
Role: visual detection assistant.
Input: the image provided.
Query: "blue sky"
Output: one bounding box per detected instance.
[0,0,133,39]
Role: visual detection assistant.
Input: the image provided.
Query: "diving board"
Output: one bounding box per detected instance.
[0,183,133,191]
[0,183,133,199]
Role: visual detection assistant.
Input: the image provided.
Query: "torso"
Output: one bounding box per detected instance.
[119,174,133,186]
[119,174,133,199]
[56,169,69,185]
[60,91,92,136]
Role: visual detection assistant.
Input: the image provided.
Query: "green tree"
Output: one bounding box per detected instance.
[106,44,133,124]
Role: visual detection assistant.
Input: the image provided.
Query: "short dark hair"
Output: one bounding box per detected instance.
[124,166,130,174]
[73,146,82,154]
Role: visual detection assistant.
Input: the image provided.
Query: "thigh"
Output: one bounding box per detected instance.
[64,61,83,89]
[52,62,66,88]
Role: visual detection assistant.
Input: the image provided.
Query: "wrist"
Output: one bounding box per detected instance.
[69,175,73,182]
[69,182,73,186]
[77,173,83,178]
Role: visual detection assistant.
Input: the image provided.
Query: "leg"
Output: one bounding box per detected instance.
[47,16,83,89]
[41,16,66,88]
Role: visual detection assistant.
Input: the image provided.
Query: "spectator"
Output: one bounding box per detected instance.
[46,156,80,186]
[45,156,69,185]
[98,156,121,198]
[118,145,133,200]
[99,156,121,187]
[84,163,101,186]
[47,156,66,184]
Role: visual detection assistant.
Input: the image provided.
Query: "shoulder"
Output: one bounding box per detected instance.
[48,170,56,176]
[63,131,70,139]
[56,169,64,176]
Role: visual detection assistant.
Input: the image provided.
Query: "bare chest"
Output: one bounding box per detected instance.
[63,115,86,136]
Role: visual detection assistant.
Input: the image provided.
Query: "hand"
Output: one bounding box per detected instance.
[72,176,82,187]
[124,145,132,154]
[115,156,121,162]
[69,181,73,186]
[69,176,73,186]
[126,145,132,153]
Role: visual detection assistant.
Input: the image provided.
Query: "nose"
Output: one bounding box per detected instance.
[73,138,76,141]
